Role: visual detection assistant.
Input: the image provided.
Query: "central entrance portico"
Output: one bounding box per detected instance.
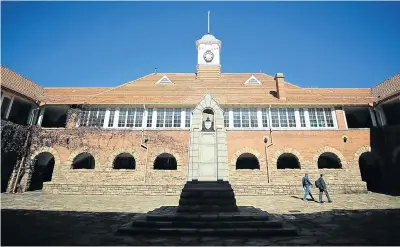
[188,93,228,181]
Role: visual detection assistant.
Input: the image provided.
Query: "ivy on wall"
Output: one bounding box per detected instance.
[2,107,188,193]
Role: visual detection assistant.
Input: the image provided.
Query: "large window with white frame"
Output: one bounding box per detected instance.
[79,107,192,129]
[78,108,106,127]
[223,107,336,129]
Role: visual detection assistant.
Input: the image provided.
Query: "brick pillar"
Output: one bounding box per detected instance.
[274,73,286,100]
[66,111,78,128]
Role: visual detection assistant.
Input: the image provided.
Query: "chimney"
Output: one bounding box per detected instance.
[274,73,286,100]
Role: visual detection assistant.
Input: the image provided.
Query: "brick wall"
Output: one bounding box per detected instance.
[25,124,371,195]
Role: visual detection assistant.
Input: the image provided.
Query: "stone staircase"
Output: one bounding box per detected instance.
[117,180,298,237]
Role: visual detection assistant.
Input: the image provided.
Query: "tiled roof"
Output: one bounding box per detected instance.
[371,73,400,102]
[0,65,376,106]
[49,73,373,106]
[0,65,44,102]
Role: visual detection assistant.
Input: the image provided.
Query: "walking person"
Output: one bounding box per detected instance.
[315,174,332,203]
[302,173,315,201]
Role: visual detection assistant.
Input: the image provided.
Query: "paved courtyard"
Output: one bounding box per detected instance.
[2,192,400,245]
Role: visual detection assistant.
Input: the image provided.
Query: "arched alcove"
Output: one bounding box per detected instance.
[154,153,177,170]
[277,153,300,169]
[113,153,136,169]
[71,152,95,169]
[29,152,55,191]
[236,153,260,170]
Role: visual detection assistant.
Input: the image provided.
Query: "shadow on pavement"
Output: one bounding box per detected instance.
[1,208,400,245]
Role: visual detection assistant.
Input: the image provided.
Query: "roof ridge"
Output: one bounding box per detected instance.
[372,72,400,88]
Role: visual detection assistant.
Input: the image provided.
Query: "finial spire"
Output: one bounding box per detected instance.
[207,11,210,34]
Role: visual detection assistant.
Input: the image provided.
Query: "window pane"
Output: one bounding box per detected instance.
[165,108,173,127]
[241,109,249,127]
[279,108,288,127]
[287,108,296,127]
[316,108,326,127]
[126,108,135,127]
[108,109,115,127]
[224,108,229,127]
[324,108,334,127]
[173,108,181,127]
[185,108,191,128]
[299,108,306,127]
[308,108,317,127]
[79,108,90,127]
[135,108,144,127]
[261,109,269,127]
[88,108,98,127]
[271,109,280,127]
[146,108,153,127]
[250,109,258,127]
[1,97,11,119]
[233,108,241,127]
[156,108,164,127]
[97,108,106,127]
[118,108,127,127]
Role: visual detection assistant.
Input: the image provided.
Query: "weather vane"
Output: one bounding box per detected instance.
[208,11,210,34]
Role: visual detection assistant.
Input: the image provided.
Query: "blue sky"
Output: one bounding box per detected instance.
[1,1,399,88]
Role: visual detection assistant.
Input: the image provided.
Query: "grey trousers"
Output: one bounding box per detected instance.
[319,189,332,202]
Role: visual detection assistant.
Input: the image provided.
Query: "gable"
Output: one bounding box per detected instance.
[244,75,261,85]
[156,75,173,84]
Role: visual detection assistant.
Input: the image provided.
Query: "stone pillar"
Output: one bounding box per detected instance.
[66,109,78,128]
[5,96,14,119]
[369,107,377,127]
[37,108,45,126]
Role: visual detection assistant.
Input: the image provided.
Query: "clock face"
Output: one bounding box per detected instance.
[203,50,214,63]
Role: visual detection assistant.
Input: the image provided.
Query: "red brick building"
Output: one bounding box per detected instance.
[1,30,391,195]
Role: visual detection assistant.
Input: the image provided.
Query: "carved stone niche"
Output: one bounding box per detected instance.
[201,108,215,132]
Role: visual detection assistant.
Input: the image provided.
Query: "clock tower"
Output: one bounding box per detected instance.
[196,11,222,80]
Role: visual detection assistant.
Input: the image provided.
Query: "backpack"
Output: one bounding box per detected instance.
[315,179,320,188]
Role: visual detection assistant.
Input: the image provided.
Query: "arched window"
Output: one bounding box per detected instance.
[29,152,55,191]
[318,152,342,169]
[277,153,300,169]
[154,153,177,170]
[236,153,260,169]
[71,152,95,169]
[359,152,382,191]
[113,153,136,169]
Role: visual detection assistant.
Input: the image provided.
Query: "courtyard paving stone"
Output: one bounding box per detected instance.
[1,191,400,245]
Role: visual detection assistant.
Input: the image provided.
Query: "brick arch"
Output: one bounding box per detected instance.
[272,147,305,169]
[313,146,347,168]
[151,148,182,171]
[107,148,140,169]
[67,149,99,169]
[354,146,372,164]
[230,147,262,168]
[30,147,61,166]
[392,145,400,164]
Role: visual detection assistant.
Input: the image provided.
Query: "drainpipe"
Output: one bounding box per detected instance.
[142,104,149,183]
[265,104,274,183]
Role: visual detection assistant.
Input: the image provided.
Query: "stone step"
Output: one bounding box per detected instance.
[117,226,298,237]
[180,191,235,198]
[132,219,283,228]
[186,180,229,184]
[146,213,270,222]
[177,205,238,213]
[182,187,234,192]
[179,198,237,205]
